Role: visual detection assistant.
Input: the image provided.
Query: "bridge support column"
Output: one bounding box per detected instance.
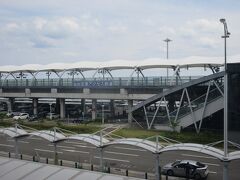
[128,100,133,126]
[81,99,86,114]
[56,98,60,114]
[92,99,97,120]
[60,98,65,119]
[33,98,38,115]
[110,100,115,117]
[7,97,14,112]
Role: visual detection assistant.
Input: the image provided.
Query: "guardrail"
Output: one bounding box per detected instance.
[0,76,202,88]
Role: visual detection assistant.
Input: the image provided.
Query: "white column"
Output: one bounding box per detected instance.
[92,99,97,120]
[7,97,14,112]
[128,100,133,125]
[33,98,38,115]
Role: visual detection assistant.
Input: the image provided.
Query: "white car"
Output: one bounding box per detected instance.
[13,113,29,120]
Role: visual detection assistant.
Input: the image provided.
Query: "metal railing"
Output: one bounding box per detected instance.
[0,76,202,88]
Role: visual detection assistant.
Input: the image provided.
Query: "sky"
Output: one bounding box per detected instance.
[0,0,239,66]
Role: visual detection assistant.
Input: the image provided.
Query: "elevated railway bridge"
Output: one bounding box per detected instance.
[0,59,231,132]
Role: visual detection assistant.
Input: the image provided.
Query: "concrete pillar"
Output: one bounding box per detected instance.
[81,99,86,114]
[128,100,133,125]
[110,100,115,117]
[33,98,38,115]
[92,99,97,120]
[60,98,65,119]
[7,98,14,112]
[56,99,60,114]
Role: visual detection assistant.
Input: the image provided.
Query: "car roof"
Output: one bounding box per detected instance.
[180,160,198,165]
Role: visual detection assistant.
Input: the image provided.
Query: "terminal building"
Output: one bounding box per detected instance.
[0,58,239,139]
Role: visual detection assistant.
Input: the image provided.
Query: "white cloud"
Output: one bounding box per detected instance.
[187,19,221,33]
[108,25,128,34]
[198,37,219,48]
[41,17,79,39]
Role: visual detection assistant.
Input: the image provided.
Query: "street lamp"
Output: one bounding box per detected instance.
[164,38,172,84]
[220,18,230,156]
[220,18,230,180]
[101,104,104,124]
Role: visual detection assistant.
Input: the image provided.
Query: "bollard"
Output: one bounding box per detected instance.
[75,162,78,168]
[8,152,11,158]
[60,160,62,166]
[166,175,168,180]
[20,154,22,160]
[46,158,48,164]
[91,164,93,171]
[126,169,128,176]
[33,156,35,162]
[145,172,148,179]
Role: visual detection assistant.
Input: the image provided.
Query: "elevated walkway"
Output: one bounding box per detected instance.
[131,72,224,132]
[155,88,223,131]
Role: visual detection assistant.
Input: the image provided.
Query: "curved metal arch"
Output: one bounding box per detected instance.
[0,127,28,138]
[29,130,65,142]
[55,134,109,147]
[159,143,224,160]
[229,151,240,161]
[103,138,162,153]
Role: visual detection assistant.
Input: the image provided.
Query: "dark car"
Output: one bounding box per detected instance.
[162,160,209,180]
[29,114,38,121]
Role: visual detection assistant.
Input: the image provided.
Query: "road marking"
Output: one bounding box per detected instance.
[34,148,63,154]
[209,171,217,174]
[74,145,95,149]
[104,151,139,157]
[202,162,220,167]
[94,156,130,163]
[62,149,89,154]
[8,139,31,144]
[114,146,147,152]
[181,153,218,160]
[48,145,76,149]
[0,143,14,147]
[65,142,87,146]
[28,137,43,140]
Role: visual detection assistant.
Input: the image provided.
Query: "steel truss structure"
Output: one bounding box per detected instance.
[0,61,222,83]
[131,71,225,132]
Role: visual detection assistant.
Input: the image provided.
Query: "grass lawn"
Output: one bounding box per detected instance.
[0,118,223,144]
[114,128,223,144]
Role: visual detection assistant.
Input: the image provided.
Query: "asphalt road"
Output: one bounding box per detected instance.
[0,133,239,180]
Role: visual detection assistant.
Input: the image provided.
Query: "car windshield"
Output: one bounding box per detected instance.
[196,162,205,167]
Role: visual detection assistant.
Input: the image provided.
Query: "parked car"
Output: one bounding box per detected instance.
[46,113,59,119]
[6,112,20,118]
[13,113,29,120]
[162,160,209,180]
[29,114,38,121]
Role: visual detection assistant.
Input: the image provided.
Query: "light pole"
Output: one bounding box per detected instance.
[101,104,105,124]
[220,18,230,180]
[164,38,172,84]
